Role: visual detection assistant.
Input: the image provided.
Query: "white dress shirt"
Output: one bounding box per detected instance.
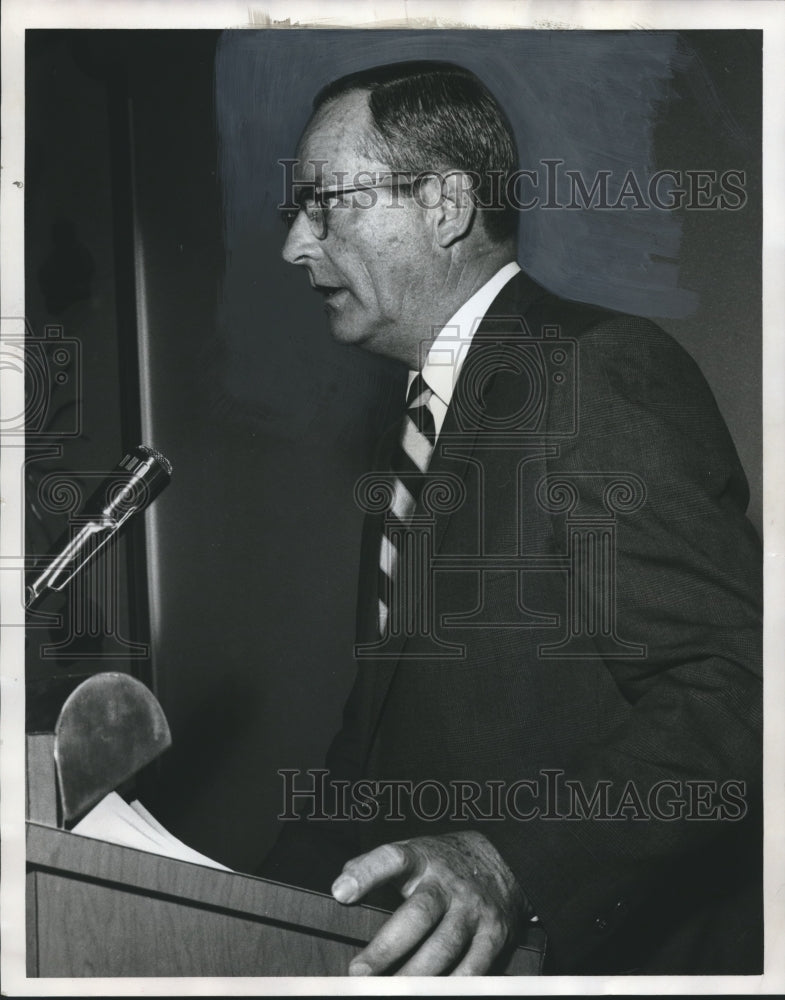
[407,261,521,438]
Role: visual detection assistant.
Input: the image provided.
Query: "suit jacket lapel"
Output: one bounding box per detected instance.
[356,270,549,760]
[429,269,548,554]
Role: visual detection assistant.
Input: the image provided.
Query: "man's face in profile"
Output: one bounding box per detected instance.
[282,89,440,363]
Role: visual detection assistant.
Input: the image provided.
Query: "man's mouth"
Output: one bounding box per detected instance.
[313,283,346,305]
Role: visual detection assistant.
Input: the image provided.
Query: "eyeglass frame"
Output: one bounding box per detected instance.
[280,171,431,241]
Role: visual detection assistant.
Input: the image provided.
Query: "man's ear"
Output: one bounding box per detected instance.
[426,171,477,247]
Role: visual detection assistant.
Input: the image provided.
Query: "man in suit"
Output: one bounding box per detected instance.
[267,61,762,976]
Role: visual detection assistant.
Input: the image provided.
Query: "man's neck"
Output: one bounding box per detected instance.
[446,243,517,309]
[398,243,516,369]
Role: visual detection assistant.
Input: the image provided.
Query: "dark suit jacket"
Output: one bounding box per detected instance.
[263,270,762,975]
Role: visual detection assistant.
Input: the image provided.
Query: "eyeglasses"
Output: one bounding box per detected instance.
[280,173,420,241]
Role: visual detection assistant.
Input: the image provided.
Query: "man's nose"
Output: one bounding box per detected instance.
[281,211,322,265]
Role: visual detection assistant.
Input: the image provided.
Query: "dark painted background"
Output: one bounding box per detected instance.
[25,29,761,873]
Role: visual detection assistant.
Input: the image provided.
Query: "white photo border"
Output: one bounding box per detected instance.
[2,1,783,995]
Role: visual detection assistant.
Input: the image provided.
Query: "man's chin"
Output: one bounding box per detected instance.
[324,309,399,362]
[325,311,369,349]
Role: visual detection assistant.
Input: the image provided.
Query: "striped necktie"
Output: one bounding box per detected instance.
[378,373,436,635]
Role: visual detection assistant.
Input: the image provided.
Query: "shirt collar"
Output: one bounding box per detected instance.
[408,261,521,407]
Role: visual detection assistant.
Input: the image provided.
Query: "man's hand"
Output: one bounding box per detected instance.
[330,831,532,976]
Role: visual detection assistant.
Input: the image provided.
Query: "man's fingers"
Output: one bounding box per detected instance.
[332,833,522,976]
[394,910,473,976]
[332,842,416,903]
[449,927,506,976]
[347,884,446,975]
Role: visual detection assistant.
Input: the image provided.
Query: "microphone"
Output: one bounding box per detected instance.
[26,445,173,609]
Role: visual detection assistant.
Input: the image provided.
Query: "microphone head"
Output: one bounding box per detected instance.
[26,445,173,607]
[136,444,173,478]
[103,445,173,522]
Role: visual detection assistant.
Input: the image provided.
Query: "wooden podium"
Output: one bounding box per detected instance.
[26,674,546,977]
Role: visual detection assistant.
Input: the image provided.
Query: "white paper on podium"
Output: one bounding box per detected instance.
[71,792,232,871]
